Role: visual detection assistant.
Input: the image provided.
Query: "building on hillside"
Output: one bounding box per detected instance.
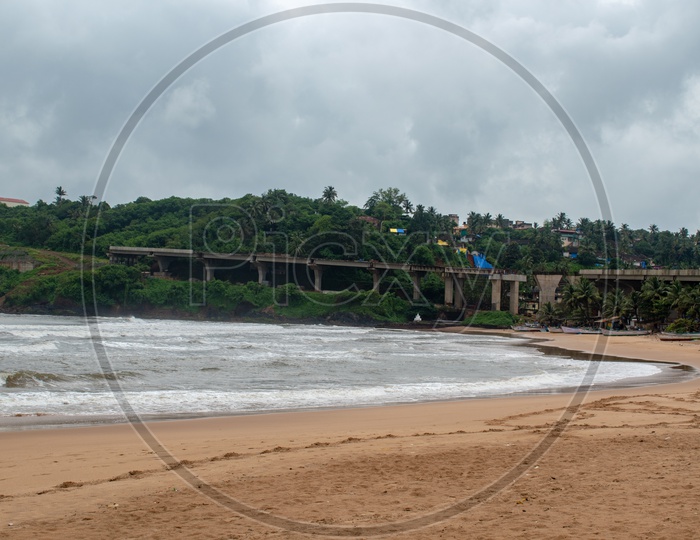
[357,215,381,229]
[0,197,30,208]
[554,228,582,258]
[0,249,36,272]
[512,220,532,230]
[453,223,472,243]
[554,228,581,248]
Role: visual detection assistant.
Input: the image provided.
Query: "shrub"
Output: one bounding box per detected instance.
[464,310,516,328]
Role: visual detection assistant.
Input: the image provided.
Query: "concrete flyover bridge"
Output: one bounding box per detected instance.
[578,268,700,293]
[108,246,526,314]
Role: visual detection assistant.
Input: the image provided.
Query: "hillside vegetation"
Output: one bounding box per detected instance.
[2,188,700,326]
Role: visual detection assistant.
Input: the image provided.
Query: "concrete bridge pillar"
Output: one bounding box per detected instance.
[410,272,422,301]
[204,262,216,282]
[443,274,454,305]
[310,264,324,292]
[454,276,465,310]
[372,269,381,292]
[253,261,269,285]
[509,280,520,315]
[153,255,173,273]
[490,276,502,311]
[535,274,563,307]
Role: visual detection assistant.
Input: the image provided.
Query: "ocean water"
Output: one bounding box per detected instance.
[0,314,672,425]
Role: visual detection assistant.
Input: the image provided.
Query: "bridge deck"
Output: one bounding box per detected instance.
[108,246,523,277]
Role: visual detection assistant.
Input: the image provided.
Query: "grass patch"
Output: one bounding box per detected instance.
[464,310,516,328]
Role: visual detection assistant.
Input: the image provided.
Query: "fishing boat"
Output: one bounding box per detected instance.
[561,326,581,334]
[561,326,601,334]
[659,332,700,341]
[601,328,650,336]
[511,324,544,332]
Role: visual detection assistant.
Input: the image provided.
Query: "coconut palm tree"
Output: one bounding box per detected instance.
[466,211,481,235]
[537,301,563,327]
[321,186,337,204]
[55,186,67,204]
[575,278,601,325]
[602,287,628,320]
[679,285,700,320]
[666,280,684,307]
[640,276,670,324]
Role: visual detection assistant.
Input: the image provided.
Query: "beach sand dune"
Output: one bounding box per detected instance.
[1,331,700,539]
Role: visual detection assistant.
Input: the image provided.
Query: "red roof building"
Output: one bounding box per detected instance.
[0,197,30,208]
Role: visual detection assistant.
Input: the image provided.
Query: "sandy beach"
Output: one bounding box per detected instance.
[2,329,700,539]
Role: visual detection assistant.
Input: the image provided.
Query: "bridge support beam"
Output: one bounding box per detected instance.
[410,272,422,301]
[509,280,520,315]
[204,263,216,282]
[490,276,502,311]
[372,269,381,292]
[253,261,269,285]
[153,255,174,273]
[490,274,527,315]
[535,274,563,307]
[454,276,465,310]
[310,264,324,292]
[443,274,454,305]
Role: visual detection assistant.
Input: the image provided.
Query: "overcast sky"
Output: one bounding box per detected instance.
[2,0,699,232]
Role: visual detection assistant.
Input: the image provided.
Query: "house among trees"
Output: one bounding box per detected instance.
[554,228,582,258]
[357,215,381,229]
[0,197,29,208]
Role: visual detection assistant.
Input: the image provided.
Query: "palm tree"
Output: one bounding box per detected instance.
[55,186,66,204]
[551,211,573,229]
[78,195,95,209]
[321,186,337,204]
[537,302,562,327]
[466,211,481,235]
[288,231,306,256]
[602,288,628,320]
[618,223,632,252]
[665,280,685,317]
[641,277,670,324]
[679,285,700,320]
[575,278,601,324]
[364,193,380,212]
[560,280,578,313]
[401,198,414,215]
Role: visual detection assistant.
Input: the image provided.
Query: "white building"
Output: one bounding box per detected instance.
[0,197,30,208]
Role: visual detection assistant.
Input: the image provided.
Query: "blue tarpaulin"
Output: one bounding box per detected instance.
[472,254,493,269]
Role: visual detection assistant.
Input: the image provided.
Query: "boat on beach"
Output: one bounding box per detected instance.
[659,332,700,341]
[561,326,601,334]
[600,328,651,336]
[511,324,544,332]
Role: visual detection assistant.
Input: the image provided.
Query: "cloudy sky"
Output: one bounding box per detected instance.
[2,0,699,231]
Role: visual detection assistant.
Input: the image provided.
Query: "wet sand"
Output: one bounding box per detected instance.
[1,330,700,539]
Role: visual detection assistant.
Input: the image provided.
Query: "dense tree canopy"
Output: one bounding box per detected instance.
[2,191,700,275]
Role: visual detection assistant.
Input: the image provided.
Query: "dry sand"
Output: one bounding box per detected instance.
[1,330,700,539]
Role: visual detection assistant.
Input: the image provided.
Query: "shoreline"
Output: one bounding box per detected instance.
[2,320,698,432]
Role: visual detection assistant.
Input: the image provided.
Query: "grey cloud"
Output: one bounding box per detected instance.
[2,0,699,232]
